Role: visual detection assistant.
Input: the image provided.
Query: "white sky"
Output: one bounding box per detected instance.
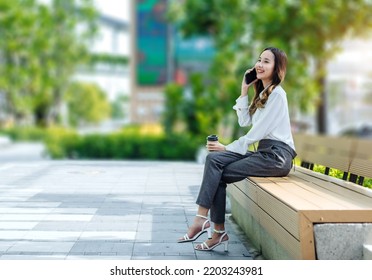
[38,0,130,22]
[94,0,130,22]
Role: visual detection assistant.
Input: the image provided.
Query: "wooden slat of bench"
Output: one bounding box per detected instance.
[294,134,352,155]
[349,137,372,178]
[255,182,300,239]
[294,134,353,172]
[243,179,320,210]
[292,133,310,155]
[229,182,259,221]
[348,158,372,179]
[279,176,372,210]
[301,209,372,223]
[232,179,258,203]
[287,175,372,209]
[294,133,372,179]
[274,181,360,210]
[258,206,302,259]
[229,182,302,259]
[289,169,372,208]
[309,156,350,170]
[293,166,372,198]
[298,212,316,259]
[237,177,320,211]
[249,177,353,210]
[233,179,300,239]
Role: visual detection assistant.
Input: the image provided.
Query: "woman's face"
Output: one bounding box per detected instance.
[255,50,275,84]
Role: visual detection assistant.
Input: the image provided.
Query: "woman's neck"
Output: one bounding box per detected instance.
[262,79,272,88]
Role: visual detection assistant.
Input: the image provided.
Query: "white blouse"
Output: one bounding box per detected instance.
[225,85,295,155]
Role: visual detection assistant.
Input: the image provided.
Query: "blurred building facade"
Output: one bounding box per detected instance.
[129,0,214,124]
[326,39,372,136]
[71,11,132,132]
[294,39,372,136]
[129,0,167,124]
[75,14,130,102]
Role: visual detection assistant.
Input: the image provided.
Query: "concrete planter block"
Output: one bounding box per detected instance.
[363,245,372,260]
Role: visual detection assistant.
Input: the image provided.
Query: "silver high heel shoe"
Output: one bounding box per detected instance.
[194,229,229,251]
[178,214,212,243]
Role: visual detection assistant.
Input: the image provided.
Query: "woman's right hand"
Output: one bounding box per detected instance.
[241,68,257,96]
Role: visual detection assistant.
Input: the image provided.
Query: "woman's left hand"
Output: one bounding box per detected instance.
[206,141,226,152]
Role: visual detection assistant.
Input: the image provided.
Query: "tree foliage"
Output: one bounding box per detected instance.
[65,82,111,127]
[0,0,99,126]
[168,0,372,133]
[162,73,220,137]
[162,82,183,134]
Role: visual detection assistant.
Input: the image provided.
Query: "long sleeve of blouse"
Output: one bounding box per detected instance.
[225,86,295,155]
[232,95,252,127]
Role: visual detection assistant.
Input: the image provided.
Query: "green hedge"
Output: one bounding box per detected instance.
[44,129,202,160]
[1,126,203,160]
[0,126,47,141]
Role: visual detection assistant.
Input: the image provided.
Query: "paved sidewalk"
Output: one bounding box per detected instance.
[0,146,261,260]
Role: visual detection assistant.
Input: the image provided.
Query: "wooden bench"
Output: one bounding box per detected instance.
[227,133,372,259]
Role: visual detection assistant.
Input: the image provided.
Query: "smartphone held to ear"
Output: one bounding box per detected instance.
[244,68,257,84]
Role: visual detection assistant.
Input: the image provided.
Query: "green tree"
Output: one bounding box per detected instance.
[65,82,111,127]
[0,0,98,126]
[183,73,220,136]
[111,94,129,120]
[162,73,220,137]
[168,0,372,134]
[162,82,183,134]
[0,0,39,121]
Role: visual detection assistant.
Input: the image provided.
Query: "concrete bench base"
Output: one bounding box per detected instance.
[314,223,372,260]
[363,245,372,260]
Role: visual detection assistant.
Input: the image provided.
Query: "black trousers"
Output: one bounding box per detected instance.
[196,139,296,224]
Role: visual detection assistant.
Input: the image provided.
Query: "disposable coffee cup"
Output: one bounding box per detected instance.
[207,134,218,142]
[206,134,218,152]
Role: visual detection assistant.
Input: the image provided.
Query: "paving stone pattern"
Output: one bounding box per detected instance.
[0,158,261,260]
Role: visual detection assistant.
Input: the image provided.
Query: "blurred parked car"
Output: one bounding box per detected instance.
[340,125,372,138]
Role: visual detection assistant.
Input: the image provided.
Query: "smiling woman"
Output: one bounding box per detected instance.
[178,47,297,252]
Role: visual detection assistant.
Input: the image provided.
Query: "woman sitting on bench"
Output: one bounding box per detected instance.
[178,47,297,251]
